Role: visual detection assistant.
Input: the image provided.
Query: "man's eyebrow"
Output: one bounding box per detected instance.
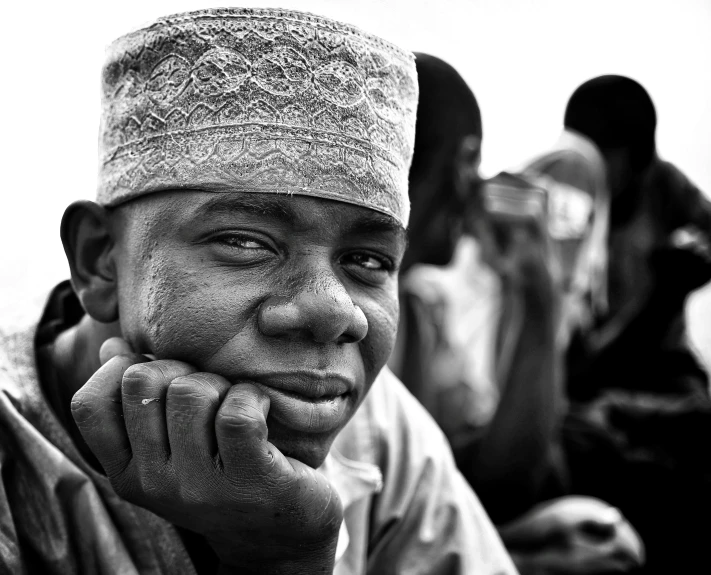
[190,192,406,244]
[192,193,295,222]
[347,211,407,243]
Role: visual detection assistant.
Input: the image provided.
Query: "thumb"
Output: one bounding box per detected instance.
[99,337,135,365]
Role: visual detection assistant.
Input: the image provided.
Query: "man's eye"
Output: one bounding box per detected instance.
[346,253,390,271]
[217,235,266,250]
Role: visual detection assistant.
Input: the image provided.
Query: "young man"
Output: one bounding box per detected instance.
[388,54,561,524]
[0,8,517,575]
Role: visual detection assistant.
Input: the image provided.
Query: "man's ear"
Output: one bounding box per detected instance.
[60,201,119,323]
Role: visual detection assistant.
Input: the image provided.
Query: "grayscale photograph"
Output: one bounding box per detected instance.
[1,1,709,573]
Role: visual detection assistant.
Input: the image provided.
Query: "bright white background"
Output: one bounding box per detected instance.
[1,0,710,367]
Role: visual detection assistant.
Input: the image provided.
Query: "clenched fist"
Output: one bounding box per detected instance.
[71,338,343,574]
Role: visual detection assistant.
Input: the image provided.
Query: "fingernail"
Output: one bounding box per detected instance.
[99,337,134,365]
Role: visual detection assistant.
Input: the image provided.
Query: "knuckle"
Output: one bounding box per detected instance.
[122,361,199,397]
[170,387,215,409]
[69,392,94,423]
[122,363,157,394]
[167,380,218,417]
[216,405,263,438]
[70,390,107,427]
[172,374,220,399]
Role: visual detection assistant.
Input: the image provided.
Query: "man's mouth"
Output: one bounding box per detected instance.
[255,373,351,399]
[247,373,354,434]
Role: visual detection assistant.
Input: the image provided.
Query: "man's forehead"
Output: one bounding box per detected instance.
[155,190,406,240]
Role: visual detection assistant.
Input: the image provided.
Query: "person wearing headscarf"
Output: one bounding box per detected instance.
[0,9,518,574]
[521,75,711,574]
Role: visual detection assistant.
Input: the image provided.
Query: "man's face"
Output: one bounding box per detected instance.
[407,137,481,269]
[408,180,465,267]
[110,191,406,468]
[603,148,633,198]
[422,202,459,267]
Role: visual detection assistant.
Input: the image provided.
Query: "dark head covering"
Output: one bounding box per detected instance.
[402,53,481,267]
[409,53,482,199]
[564,75,657,171]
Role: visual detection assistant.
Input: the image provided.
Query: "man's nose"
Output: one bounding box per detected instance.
[258,271,368,344]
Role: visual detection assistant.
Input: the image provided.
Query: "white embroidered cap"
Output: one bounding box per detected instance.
[97,8,418,226]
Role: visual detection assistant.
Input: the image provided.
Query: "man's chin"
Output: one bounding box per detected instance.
[267,423,338,469]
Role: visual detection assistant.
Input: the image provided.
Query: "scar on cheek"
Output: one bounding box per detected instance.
[141,398,160,406]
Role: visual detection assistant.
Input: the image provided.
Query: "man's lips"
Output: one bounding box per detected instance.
[246,372,353,399]
[241,372,355,434]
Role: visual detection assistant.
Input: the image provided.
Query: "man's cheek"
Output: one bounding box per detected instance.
[141,279,251,365]
[359,298,399,376]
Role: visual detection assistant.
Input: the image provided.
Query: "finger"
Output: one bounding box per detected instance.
[71,354,148,477]
[121,360,196,466]
[99,337,135,365]
[166,372,232,474]
[215,383,272,474]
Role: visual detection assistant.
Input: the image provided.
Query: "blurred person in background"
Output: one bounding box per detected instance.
[389,55,560,521]
[389,54,644,574]
[520,75,711,574]
[528,75,711,401]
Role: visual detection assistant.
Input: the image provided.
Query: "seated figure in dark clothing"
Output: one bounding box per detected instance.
[542,75,711,575]
[558,75,711,400]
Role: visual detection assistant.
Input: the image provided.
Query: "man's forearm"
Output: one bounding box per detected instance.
[470,284,560,519]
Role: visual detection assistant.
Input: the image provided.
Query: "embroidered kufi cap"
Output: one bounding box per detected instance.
[98,8,418,225]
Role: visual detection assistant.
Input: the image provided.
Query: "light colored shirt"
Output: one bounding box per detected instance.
[0,292,517,575]
[389,238,503,434]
